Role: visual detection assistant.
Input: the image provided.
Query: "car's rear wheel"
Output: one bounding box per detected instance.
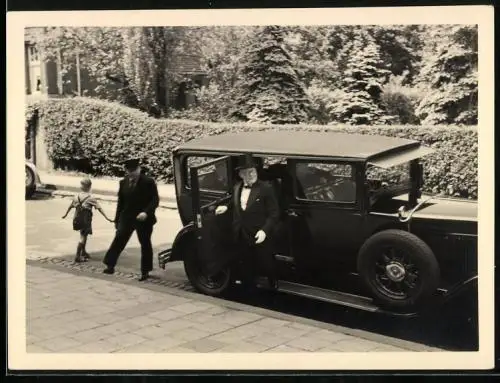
[357,229,440,311]
[183,241,232,297]
[25,165,36,199]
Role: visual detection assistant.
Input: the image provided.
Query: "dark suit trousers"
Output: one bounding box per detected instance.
[104,223,154,273]
[237,230,276,280]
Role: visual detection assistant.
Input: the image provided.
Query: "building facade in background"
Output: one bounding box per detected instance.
[24,29,207,109]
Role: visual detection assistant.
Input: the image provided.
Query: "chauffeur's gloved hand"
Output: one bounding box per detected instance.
[255,230,266,244]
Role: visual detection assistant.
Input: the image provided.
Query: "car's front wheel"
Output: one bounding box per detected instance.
[25,165,36,199]
[357,229,440,311]
[183,241,232,297]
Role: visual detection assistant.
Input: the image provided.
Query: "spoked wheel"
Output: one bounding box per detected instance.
[358,229,440,311]
[197,267,231,292]
[373,246,421,301]
[183,242,232,296]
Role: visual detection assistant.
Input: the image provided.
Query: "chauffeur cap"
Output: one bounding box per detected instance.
[123,157,141,170]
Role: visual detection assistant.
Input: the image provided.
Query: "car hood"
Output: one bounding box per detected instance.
[410,195,478,222]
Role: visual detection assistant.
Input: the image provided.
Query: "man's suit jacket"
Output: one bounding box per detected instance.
[115,172,159,229]
[232,179,280,244]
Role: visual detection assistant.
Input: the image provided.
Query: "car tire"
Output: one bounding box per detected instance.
[25,165,36,199]
[357,229,440,311]
[183,241,232,297]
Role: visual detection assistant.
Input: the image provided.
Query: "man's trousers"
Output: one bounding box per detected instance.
[103,223,154,273]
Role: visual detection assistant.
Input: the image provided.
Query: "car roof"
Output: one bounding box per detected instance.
[175,131,421,160]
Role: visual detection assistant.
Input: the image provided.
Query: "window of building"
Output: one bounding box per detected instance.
[295,162,356,203]
[29,46,39,62]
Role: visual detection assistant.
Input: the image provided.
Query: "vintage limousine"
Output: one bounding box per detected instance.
[158,131,477,316]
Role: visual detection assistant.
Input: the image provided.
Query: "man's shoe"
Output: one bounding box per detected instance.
[103,267,115,275]
[138,273,149,281]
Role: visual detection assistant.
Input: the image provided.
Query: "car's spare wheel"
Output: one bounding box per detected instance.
[357,229,440,311]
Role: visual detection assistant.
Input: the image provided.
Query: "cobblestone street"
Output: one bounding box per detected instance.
[27,264,411,353]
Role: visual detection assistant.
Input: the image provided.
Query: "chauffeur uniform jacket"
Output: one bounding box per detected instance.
[115,172,159,230]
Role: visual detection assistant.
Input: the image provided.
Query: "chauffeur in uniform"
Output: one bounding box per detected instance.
[103,157,159,281]
[216,155,280,289]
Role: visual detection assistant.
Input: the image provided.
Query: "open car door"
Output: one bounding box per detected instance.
[190,156,234,278]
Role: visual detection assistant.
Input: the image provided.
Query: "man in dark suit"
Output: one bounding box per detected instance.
[103,157,159,281]
[216,155,280,289]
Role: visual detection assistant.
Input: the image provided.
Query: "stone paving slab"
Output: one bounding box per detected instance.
[24,264,439,354]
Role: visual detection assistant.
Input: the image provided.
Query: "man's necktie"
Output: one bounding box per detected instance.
[129,177,136,189]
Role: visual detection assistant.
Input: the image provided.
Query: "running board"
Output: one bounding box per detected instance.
[276,281,381,312]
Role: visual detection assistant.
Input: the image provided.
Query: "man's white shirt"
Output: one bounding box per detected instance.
[240,186,251,210]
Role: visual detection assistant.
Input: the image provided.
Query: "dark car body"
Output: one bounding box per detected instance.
[159,131,477,316]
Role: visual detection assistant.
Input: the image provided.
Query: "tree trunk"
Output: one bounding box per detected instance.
[76,51,81,96]
[56,48,63,95]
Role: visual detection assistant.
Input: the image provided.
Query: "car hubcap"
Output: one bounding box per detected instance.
[201,270,228,289]
[374,247,420,300]
[385,262,406,282]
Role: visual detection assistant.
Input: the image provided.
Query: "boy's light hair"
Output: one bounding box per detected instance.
[80,177,92,191]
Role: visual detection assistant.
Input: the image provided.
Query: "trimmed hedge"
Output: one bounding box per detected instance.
[27,97,478,199]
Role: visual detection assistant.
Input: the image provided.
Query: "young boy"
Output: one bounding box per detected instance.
[62,178,114,263]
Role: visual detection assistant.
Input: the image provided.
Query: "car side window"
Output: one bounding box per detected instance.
[295,162,356,203]
[186,156,229,192]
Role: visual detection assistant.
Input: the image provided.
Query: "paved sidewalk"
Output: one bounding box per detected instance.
[26,265,420,353]
[37,170,177,208]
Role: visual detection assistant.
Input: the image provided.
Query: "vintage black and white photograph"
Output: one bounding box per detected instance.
[8,6,494,371]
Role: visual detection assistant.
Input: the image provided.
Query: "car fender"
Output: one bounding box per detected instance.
[25,161,41,185]
[170,222,196,262]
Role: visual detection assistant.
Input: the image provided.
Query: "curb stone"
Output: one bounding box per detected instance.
[38,187,178,210]
[26,255,442,352]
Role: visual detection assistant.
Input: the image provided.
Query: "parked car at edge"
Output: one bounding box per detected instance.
[158,131,478,317]
[25,160,41,199]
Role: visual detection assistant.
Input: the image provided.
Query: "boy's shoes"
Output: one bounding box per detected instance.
[103,267,115,275]
[82,251,91,261]
[138,272,149,282]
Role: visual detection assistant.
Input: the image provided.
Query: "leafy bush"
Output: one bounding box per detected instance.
[168,83,236,122]
[381,74,422,125]
[29,97,478,199]
[305,82,343,125]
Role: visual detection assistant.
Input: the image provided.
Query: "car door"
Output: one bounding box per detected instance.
[177,154,232,225]
[189,156,235,277]
[287,159,364,270]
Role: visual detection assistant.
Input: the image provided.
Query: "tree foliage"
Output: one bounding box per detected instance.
[416,25,478,125]
[330,33,392,125]
[232,26,310,124]
[26,24,478,125]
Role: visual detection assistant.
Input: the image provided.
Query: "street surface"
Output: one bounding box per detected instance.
[25,194,477,351]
